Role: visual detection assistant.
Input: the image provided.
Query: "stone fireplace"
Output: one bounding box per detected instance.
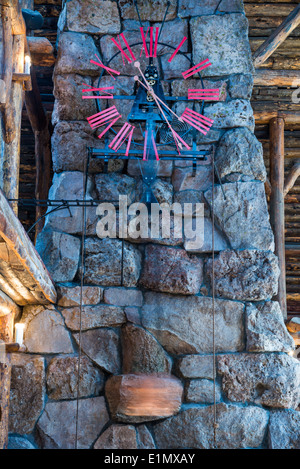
[8,0,300,450]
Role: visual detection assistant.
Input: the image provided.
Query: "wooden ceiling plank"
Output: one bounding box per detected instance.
[27,37,55,67]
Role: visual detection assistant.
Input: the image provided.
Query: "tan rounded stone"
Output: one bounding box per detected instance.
[105,374,183,423]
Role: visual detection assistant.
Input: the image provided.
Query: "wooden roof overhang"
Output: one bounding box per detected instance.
[0,189,56,306]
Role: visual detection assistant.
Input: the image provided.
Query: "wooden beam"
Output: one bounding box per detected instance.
[0,310,14,449]
[0,0,26,34]
[0,249,51,305]
[0,189,57,304]
[0,4,13,107]
[12,72,31,82]
[254,69,300,87]
[25,67,51,238]
[0,0,31,449]
[25,68,47,131]
[27,37,55,67]
[284,161,300,197]
[5,343,26,353]
[253,4,300,68]
[0,289,21,318]
[1,33,25,214]
[269,117,287,319]
[254,110,300,126]
[0,292,21,448]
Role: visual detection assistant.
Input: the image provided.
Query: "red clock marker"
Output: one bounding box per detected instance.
[182,59,211,79]
[143,130,160,161]
[151,132,160,161]
[111,33,137,63]
[181,108,214,135]
[90,54,120,79]
[82,84,114,99]
[140,27,159,58]
[188,88,220,101]
[168,36,187,63]
[87,106,121,139]
[143,130,149,161]
[109,122,135,156]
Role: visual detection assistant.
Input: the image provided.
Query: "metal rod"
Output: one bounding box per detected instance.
[133,0,143,28]
[158,1,170,42]
[89,149,210,158]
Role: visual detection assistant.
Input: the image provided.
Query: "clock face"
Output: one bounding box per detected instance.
[82,27,220,170]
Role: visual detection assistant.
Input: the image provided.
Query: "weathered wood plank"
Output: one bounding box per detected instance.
[25,67,51,238]
[1,33,25,214]
[253,101,300,112]
[245,3,298,17]
[254,110,300,125]
[33,0,61,4]
[0,0,26,34]
[0,251,50,304]
[254,69,300,87]
[35,4,61,17]
[0,310,13,449]
[27,36,55,67]
[0,189,56,304]
[251,37,300,52]
[253,4,300,67]
[245,0,299,3]
[0,4,13,108]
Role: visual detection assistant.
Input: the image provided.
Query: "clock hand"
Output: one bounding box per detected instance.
[134,76,182,123]
[134,75,183,151]
[134,61,183,122]
[133,63,190,152]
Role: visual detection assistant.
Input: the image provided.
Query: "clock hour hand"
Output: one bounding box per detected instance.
[134,75,184,152]
[134,76,182,123]
[134,61,183,122]
[133,63,190,153]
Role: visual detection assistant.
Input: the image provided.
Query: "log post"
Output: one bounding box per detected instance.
[0,311,14,449]
[269,117,287,319]
[1,33,25,215]
[1,4,14,134]
[0,290,20,449]
[25,67,51,239]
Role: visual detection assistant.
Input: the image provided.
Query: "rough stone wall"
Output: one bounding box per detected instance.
[8,0,300,449]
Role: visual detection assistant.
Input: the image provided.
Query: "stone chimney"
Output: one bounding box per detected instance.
[10,0,300,450]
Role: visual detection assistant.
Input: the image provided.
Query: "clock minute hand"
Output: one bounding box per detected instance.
[134,77,182,123]
[133,63,190,152]
[134,75,183,151]
[134,62,183,122]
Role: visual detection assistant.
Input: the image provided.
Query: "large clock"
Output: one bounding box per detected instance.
[82,22,220,202]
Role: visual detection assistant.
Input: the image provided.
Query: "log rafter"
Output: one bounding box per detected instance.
[253,4,300,68]
[0,189,57,305]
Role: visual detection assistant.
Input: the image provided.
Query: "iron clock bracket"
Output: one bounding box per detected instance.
[88,145,226,200]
